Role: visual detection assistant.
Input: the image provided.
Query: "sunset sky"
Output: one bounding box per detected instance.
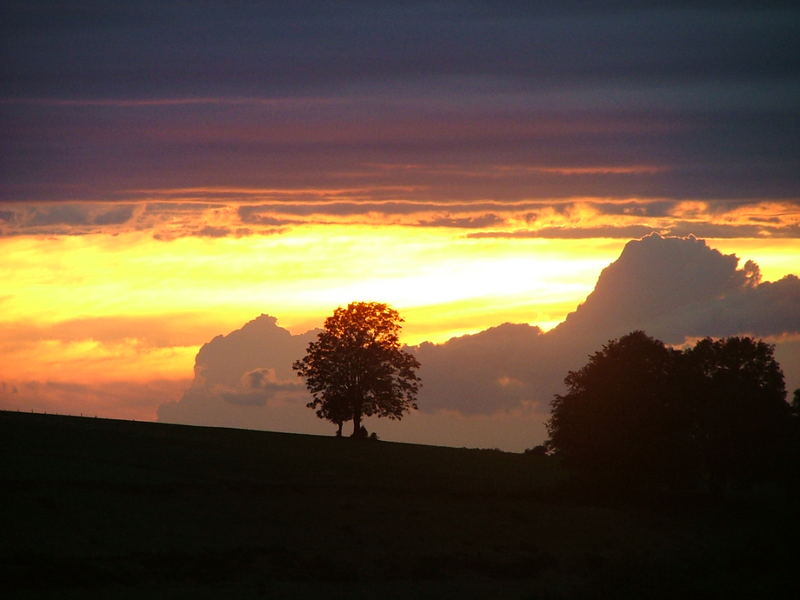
[1,2,798,446]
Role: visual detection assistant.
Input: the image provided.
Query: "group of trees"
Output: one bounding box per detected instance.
[293,301,794,493]
[547,331,794,491]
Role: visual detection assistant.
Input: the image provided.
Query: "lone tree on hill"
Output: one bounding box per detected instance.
[293,301,421,438]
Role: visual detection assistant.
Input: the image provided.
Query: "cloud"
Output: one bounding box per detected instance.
[92,204,137,225]
[155,317,553,449]
[215,368,304,407]
[653,274,800,342]
[190,314,315,386]
[413,324,546,414]
[158,315,318,421]
[3,2,798,213]
[468,226,658,239]
[4,3,797,102]
[193,226,231,238]
[468,221,800,240]
[549,233,799,345]
[414,214,507,228]
[3,196,795,239]
[554,233,745,336]
[664,222,800,239]
[156,234,799,450]
[0,203,138,234]
[413,234,800,421]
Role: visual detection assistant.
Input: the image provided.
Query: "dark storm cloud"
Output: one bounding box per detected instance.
[3,2,798,99]
[1,1,799,210]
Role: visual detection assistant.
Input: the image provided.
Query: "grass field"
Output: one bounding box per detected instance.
[1,410,797,599]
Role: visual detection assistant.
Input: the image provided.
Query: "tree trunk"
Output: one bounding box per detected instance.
[352,410,362,438]
[336,421,343,437]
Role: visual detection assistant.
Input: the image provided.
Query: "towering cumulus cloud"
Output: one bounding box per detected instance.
[157,315,329,434]
[158,235,800,450]
[551,234,789,344]
[415,234,799,419]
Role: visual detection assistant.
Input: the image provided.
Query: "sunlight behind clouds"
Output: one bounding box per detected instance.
[2,225,797,399]
[0,227,622,349]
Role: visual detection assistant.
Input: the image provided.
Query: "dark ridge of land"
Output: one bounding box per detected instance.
[1,410,797,599]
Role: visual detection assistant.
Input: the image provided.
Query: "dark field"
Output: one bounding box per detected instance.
[1,411,797,599]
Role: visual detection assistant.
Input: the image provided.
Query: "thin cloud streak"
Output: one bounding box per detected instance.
[468,223,800,240]
[2,198,798,239]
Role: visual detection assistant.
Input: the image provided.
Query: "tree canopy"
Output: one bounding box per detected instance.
[686,336,789,488]
[547,331,790,491]
[547,331,689,487]
[293,302,420,438]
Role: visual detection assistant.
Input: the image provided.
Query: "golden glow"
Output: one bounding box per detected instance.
[0,227,627,384]
[5,339,198,382]
[1,223,797,414]
[0,213,800,428]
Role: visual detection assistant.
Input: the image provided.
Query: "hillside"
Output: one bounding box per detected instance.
[1,411,797,599]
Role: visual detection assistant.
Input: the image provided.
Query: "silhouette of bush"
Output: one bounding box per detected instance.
[524,444,548,457]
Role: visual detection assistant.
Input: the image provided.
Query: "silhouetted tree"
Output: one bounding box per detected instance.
[547,331,791,492]
[313,390,351,437]
[547,331,689,487]
[293,301,420,438]
[788,389,800,492]
[686,337,789,490]
[791,388,800,418]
